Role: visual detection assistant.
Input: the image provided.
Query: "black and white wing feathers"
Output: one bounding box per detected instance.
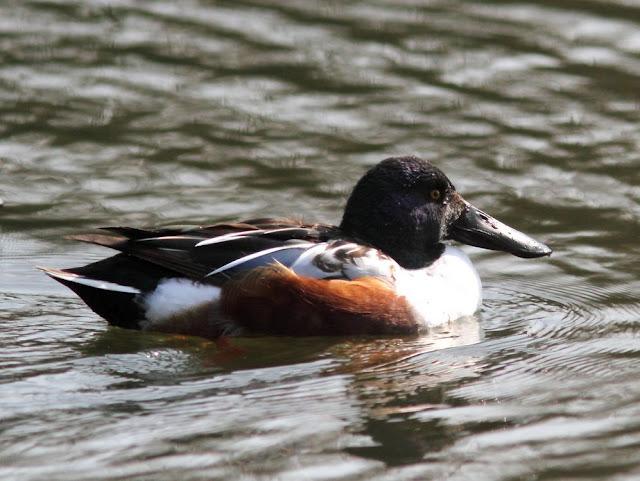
[71,219,341,285]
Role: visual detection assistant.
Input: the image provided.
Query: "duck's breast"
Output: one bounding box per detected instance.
[394,245,482,328]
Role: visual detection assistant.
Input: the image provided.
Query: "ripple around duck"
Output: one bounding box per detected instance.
[490,276,640,340]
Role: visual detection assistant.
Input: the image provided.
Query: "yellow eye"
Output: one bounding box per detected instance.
[430,189,441,201]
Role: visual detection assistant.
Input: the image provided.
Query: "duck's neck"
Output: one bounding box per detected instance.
[391,243,445,269]
[338,220,445,269]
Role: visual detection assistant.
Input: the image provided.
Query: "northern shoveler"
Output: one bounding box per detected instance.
[42,156,551,337]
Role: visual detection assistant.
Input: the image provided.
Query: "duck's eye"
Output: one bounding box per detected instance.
[429,189,441,201]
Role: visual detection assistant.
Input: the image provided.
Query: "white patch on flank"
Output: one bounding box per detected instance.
[394,245,482,328]
[290,241,395,280]
[289,242,341,278]
[40,267,141,294]
[141,278,221,326]
[339,246,396,280]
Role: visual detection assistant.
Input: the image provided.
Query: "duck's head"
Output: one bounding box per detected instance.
[339,155,552,269]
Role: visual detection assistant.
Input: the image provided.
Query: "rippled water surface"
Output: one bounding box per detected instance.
[2,1,640,479]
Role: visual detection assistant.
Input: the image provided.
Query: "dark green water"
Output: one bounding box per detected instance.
[1,1,640,479]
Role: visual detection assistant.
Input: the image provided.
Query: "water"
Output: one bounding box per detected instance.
[1,0,639,479]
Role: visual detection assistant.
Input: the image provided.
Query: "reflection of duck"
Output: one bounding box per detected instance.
[42,156,551,338]
[330,316,486,465]
[333,316,484,376]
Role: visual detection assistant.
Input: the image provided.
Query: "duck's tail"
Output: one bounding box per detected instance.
[39,253,176,329]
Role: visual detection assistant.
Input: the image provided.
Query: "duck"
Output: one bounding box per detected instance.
[42,155,551,338]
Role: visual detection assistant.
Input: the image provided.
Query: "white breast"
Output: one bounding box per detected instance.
[394,245,482,328]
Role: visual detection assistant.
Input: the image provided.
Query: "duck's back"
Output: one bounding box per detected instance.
[42,220,426,337]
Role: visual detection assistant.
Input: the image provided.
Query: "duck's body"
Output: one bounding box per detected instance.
[43,156,550,338]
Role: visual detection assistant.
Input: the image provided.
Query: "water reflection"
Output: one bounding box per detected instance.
[340,318,485,466]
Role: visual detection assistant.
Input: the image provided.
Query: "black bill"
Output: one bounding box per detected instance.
[447,201,552,258]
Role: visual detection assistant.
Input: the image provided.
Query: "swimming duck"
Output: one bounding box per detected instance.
[42,156,551,337]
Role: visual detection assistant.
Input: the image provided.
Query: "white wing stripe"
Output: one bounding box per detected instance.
[195,227,306,247]
[39,267,141,294]
[137,236,196,242]
[205,244,309,276]
[196,229,264,247]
